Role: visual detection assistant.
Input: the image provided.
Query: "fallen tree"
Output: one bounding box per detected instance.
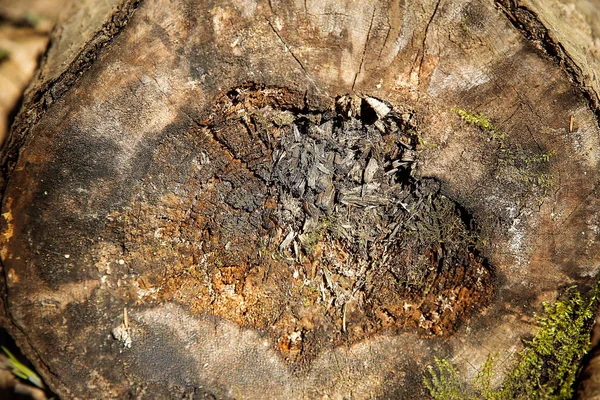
[2,0,600,398]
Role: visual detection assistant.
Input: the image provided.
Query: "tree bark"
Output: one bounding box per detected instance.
[1,0,600,398]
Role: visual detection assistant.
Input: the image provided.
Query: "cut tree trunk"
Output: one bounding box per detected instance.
[1,0,600,398]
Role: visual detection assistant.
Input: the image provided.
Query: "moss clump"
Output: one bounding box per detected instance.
[500,287,595,399]
[425,355,497,400]
[452,107,504,142]
[424,285,598,399]
[297,213,340,255]
[425,358,469,399]
[499,147,556,196]
[525,149,557,164]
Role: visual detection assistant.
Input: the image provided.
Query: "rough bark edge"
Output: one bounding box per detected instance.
[0,0,142,185]
[0,0,143,397]
[494,0,600,125]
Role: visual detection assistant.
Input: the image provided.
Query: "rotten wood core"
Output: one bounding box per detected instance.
[113,84,493,364]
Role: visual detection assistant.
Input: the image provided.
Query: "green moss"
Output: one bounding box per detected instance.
[424,284,598,399]
[525,149,557,164]
[298,213,341,254]
[417,133,440,149]
[460,17,472,35]
[424,355,497,400]
[425,358,468,400]
[302,296,312,307]
[500,286,595,399]
[270,110,296,127]
[0,48,9,63]
[452,107,504,142]
[452,107,556,199]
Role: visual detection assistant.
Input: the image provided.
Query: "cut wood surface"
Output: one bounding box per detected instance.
[1,0,600,398]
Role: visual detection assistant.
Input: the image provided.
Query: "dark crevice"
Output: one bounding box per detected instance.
[114,84,495,368]
[495,0,600,126]
[193,84,490,339]
[4,92,24,146]
[418,0,442,76]
[351,6,376,91]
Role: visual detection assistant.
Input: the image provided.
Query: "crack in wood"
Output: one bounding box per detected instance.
[352,7,377,91]
[557,180,600,227]
[376,19,393,65]
[266,18,321,94]
[417,0,442,81]
[174,104,272,186]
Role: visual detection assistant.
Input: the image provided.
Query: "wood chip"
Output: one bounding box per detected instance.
[363,157,379,183]
[365,96,391,119]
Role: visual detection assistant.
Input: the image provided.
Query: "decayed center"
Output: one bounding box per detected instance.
[118,84,494,364]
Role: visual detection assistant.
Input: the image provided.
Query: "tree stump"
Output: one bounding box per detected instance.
[1,0,600,398]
